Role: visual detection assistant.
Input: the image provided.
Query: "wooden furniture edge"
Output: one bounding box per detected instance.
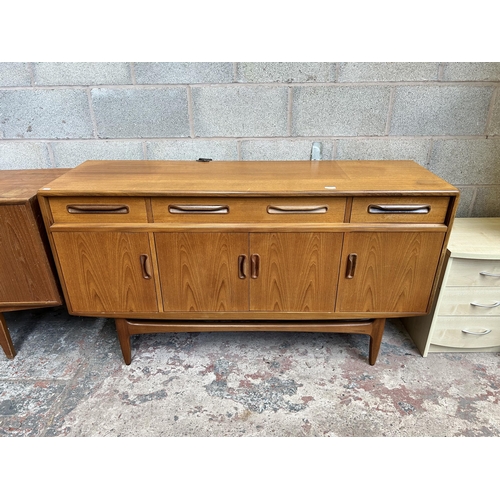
[115,318,386,366]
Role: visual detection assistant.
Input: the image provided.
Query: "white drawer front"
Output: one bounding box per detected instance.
[432,316,500,348]
[447,258,500,286]
[437,287,500,316]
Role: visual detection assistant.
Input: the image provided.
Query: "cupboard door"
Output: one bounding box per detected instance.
[52,232,158,313]
[336,232,445,313]
[249,233,342,312]
[155,233,249,312]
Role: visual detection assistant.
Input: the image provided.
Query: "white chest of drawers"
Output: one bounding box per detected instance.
[404,218,500,356]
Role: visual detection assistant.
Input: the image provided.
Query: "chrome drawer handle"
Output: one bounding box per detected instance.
[480,272,500,278]
[462,328,492,336]
[368,204,430,214]
[168,204,229,214]
[67,204,129,214]
[267,205,328,214]
[470,301,500,308]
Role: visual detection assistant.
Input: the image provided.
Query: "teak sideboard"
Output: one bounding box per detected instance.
[0,169,68,359]
[37,160,459,365]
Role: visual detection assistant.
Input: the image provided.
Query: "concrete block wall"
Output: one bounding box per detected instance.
[1,62,499,217]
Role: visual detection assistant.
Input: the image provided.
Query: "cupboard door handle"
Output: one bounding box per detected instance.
[368,204,430,214]
[238,254,247,279]
[67,204,130,214]
[480,271,500,278]
[251,254,260,279]
[346,253,357,279]
[470,301,500,308]
[140,254,152,279]
[462,328,492,336]
[168,204,229,214]
[267,205,328,214]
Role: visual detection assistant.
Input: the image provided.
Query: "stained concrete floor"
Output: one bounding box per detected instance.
[1,306,499,437]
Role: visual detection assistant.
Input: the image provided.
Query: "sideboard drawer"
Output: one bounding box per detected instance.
[350,196,450,223]
[432,316,500,349]
[437,287,500,316]
[446,258,500,286]
[49,197,149,223]
[152,197,346,224]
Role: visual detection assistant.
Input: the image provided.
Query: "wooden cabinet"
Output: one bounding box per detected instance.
[404,218,500,355]
[37,160,459,365]
[0,169,69,359]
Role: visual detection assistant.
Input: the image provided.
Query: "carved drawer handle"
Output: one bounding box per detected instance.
[67,204,129,214]
[251,254,260,279]
[140,254,152,280]
[479,271,500,278]
[346,253,357,279]
[168,205,229,214]
[368,204,430,214]
[462,328,492,336]
[238,255,247,279]
[267,205,328,214]
[470,301,500,308]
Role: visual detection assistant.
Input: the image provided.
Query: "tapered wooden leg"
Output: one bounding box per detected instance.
[368,318,385,365]
[115,318,132,365]
[0,313,16,359]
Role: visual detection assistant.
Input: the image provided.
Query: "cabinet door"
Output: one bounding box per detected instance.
[155,233,249,312]
[249,233,343,312]
[52,232,158,313]
[336,232,445,313]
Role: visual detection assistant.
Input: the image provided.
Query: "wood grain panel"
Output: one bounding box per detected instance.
[350,196,450,223]
[337,232,445,313]
[0,168,70,203]
[38,160,459,197]
[49,196,148,223]
[0,204,60,303]
[249,233,342,312]
[155,233,248,312]
[52,232,158,313]
[152,197,346,224]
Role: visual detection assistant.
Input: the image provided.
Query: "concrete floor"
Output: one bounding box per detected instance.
[1,306,499,437]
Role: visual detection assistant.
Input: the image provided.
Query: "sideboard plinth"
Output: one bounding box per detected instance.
[115,318,386,366]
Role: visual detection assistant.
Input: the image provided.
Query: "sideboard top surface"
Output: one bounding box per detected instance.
[37,160,459,197]
[0,169,71,204]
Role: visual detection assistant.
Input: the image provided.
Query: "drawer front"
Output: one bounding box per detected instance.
[447,258,500,286]
[437,287,500,316]
[49,197,149,223]
[152,197,346,224]
[350,196,450,223]
[432,316,500,348]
